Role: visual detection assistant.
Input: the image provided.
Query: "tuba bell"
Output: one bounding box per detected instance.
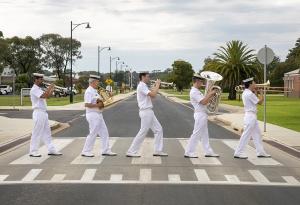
[200,71,223,115]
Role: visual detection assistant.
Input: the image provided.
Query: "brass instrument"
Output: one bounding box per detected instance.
[42,82,67,97]
[96,90,114,110]
[150,80,173,88]
[235,80,292,93]
[200,71,223,115]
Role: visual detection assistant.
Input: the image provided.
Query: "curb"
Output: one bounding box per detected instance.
[0,122,61,154]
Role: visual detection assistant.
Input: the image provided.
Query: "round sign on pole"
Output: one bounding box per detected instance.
[257,47,275,65]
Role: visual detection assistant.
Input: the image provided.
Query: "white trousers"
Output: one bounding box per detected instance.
[82,112,111,154]
[30,110,56,154]
[127,109,163,153]
[185,112,214,155]
[234,113,267,156]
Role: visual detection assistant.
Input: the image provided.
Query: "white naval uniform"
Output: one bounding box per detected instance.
[234,89,267,156]
[29,84,57,155]
[185,87,215,156]
[127,82,163,153]
[82,86,111,155]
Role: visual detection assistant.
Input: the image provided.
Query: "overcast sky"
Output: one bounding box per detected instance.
[1,0,300,74]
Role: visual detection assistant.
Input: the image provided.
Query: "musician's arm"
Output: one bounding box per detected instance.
[40,83,54,99]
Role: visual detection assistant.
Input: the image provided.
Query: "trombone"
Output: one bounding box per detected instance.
[149,80,173,88]
[235,80,293,93]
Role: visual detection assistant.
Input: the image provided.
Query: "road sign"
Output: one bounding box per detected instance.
[257,47,275,65]
[106,78,112,85]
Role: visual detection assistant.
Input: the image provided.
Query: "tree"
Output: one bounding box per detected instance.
[169,60,194,91]
[204,40,262,100]
[1,36,42,76]
[15,73,31,91]
[39,34,82,86]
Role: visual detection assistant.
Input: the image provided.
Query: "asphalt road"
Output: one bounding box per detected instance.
[0,95,300,205]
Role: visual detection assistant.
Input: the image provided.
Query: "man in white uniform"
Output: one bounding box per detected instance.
[81,75,116,157]
[234,77,271,159]
[184,74,220,158]
[126,71,168,157]
[29,73,62,157]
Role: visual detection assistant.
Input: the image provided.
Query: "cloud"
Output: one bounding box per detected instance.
[0,0,300,73]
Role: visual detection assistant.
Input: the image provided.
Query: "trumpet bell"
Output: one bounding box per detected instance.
[256,80,270,89]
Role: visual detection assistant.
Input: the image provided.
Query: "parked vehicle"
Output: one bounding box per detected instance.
[0,85,12,95]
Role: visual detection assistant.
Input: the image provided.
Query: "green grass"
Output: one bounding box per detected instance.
[164,90,300,132]
[0,89,134,107]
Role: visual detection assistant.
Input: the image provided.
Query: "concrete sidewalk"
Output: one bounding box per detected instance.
[1,90,299,155]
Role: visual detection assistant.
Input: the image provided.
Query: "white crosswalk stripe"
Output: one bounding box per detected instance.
[179,139,222,165]
[10,139,74,164]
[1,138,299,186]
[71,139,117,164]
[131,138,162,164]
[222,140,282,166]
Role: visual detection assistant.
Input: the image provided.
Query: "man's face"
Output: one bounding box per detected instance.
[249,81,256,90]
[35,78,44,86]
[195,79,203,88]
[91,80,99,89]
[142,74,150,83]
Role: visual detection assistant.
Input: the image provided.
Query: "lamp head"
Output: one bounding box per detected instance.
[117,57,120,60]
[86,23,91,29]
[108,47,111,51]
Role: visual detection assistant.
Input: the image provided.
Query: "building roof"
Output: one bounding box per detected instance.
[284,69,300,75]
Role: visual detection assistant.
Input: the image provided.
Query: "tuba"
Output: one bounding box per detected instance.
[200,71,223,115]
[96,90,114,110]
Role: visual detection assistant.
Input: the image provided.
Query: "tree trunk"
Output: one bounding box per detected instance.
[228,82,237,100]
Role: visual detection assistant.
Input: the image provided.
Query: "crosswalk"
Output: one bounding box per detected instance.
[0,137,299,186]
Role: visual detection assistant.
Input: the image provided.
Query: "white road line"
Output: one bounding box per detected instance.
[140,169,151,182]
[132,138,161,164]
[10,139,74,164]
[110,174,123,182]
[51,174,66,181]
[225,175,240,183]
[168,174,181,182]
[194,169,210,182]
[179,139,222,165]
[21,169,42,181]
[71,139,117,164]
[282,176,300,184]
[81,169,97,181]
[222,140,282,166]
[0,175,8,181]
[248,170,270,183]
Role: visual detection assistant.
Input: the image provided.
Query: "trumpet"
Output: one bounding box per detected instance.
[150,80,173,86]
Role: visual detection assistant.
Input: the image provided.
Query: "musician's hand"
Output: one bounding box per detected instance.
[97,100,104,108]
[156,79,161,87]
[259,88,263,95]
[210,89,218,95]
[49,83,55,89]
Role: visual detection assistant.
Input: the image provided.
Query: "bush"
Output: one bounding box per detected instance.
[75,82,82,94]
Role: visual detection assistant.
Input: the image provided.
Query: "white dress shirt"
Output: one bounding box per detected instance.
[242,89,259,113]
[190,86,206,112]
[30,84,47,110]
[137,82,152,110]
[85,86,101,113]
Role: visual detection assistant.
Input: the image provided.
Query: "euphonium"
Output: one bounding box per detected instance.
[96,90,114,110]
[200,71,223,115]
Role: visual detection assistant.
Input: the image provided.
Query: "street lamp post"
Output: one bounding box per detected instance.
[110,57,120,80]
[98,46,110,76]
[70,21,91,103]
[115,61,124,86]
[121,65,128,91]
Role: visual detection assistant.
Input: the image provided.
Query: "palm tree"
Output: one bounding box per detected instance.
[205,40,263,100]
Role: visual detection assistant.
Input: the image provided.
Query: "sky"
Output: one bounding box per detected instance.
[1,0,300,74]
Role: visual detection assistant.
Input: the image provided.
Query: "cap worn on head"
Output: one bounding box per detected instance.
[193,74,205,80]
[33,73,44,78]
[138,70,149,74]
[89,74,100,80]
[243,77,254,83]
